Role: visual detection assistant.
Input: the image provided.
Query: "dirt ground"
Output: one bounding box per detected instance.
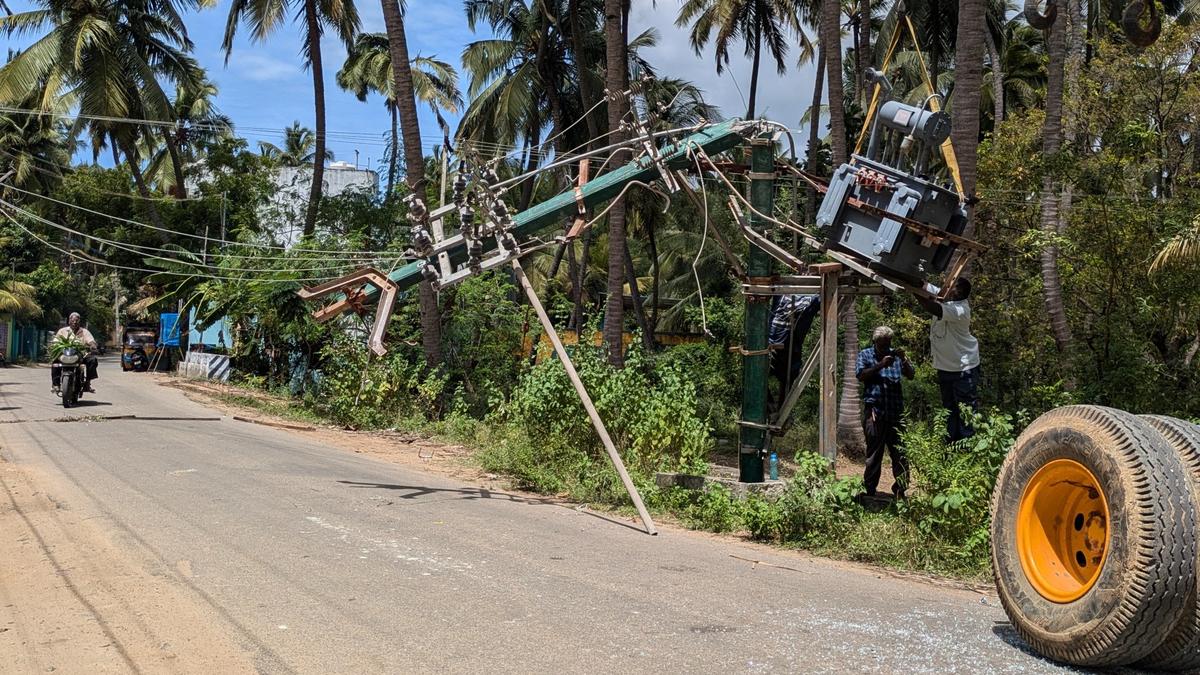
[0,460,255,674]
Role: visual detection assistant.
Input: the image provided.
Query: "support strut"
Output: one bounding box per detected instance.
[510,259,658,536]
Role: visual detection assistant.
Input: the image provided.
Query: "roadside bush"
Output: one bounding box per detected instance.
[649,485,741,533]
[500,342,711,480]
[901,407,1021,568]
[311,333,448,428]
[746,451,861,544]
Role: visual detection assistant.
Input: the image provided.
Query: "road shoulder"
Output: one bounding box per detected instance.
[0,457,256,673]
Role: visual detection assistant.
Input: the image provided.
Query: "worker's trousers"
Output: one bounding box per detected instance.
[937,366,981,443]
[863,407,908,497]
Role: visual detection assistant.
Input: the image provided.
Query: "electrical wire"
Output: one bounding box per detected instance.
[0,199,375,275]
[0,148,218,202]
[689,144,712,337]
[0,182,402,259]
[1,208,335,284]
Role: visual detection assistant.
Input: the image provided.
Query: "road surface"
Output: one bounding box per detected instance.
[0,358,1083,673]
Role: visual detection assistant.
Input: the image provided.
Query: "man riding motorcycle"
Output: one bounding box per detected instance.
[52,312,99,393]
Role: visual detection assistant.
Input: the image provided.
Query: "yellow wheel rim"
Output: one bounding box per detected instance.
[1016,459,1111,603]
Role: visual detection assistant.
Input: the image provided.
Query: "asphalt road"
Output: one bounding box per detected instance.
[0,358,1084,673]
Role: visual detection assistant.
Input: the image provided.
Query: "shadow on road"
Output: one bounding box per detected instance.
[990,623,1122,673]
[71,400,113,408]
[0,406,19,412]
[338,480,556,505]
[337,480,650,533]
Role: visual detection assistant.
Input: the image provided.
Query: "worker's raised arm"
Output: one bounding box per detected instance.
[914,282,943,318]
[916,294,943,318]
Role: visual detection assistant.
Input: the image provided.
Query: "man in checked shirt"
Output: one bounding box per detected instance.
[855,325,915,500]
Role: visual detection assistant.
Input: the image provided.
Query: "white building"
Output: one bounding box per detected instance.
[267,162,378,247]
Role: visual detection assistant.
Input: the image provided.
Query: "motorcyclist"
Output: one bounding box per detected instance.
[52,312,99,393]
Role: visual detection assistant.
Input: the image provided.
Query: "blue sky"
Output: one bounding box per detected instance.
[5,1,822,173]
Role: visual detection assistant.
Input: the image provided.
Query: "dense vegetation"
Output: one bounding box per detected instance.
[4,1,1200,577]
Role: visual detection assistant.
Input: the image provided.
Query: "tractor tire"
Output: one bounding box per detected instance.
[1138,415,1200,672]
[990,405,1196,667]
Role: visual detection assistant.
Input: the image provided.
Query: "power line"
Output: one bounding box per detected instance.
[0,148,218,202]
[0,182,404,259]
[1,208,337,284]
[0,199,386,275]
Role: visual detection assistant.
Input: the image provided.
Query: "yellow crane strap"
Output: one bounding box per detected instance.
[851,14,966,199]
[852,18,905,157]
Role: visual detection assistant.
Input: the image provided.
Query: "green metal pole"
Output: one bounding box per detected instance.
[739,137,775,483]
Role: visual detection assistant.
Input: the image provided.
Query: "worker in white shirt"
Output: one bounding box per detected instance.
[52,312,99,392]
[917,277,981,442]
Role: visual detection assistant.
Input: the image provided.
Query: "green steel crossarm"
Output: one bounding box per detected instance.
[362,119,751,298]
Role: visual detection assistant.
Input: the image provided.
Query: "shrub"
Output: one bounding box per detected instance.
[311,333,448,428]
[901,407,1022,567]
[501,342,711,480]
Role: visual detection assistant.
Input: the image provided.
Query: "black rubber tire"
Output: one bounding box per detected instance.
[62,372,75,409]
[990,405,1197,667]
[1138,415,1200,672]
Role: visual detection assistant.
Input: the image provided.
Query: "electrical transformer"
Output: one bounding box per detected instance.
[815,69,967,284]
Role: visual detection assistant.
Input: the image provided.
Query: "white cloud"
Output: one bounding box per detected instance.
[629,1,822,144]
[224,50,305,82]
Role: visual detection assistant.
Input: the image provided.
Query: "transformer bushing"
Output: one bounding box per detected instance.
[815,69,967,284]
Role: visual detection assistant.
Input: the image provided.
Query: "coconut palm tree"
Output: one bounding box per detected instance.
[460,0,582,210]
[0,93,71,198]
[258,122,333,167]
[981,20,1046,127]
[602,0,628,366]
[675,0,808,119]
[0,0,208,232]
[380,0,447,367]
[337,32,461,199]
[0,278,41,318]
[144,77,234,196]
[223,0,360,239]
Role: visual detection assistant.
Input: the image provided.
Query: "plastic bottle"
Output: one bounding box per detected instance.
[769,451,779,481]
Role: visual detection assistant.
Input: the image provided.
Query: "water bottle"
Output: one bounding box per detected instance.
[769,451,779,481]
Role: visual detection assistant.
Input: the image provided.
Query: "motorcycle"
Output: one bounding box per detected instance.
[52,347,90,408]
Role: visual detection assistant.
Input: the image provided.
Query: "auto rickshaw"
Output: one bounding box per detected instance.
[121,324,158,372]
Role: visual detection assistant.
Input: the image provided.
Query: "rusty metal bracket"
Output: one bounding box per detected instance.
[297,267,400,357]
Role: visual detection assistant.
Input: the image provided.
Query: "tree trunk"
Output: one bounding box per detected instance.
[382,0,441,365]
[518,124,540,211]
[1039,5,1073,354]
[747,21,762,119]
[386,103,398,200]
[647,219,660,333]
[929,0,941,88]
[121,139,167,239]
[805,49,826,225]
[951,0,985,207]
[822,0,858,446]
[837,302,867,454]
[857,0,871,104]
[571,234,591,331]
[822,0,847,166]
[568,0,602,143]
[163,132,188,199]
[602,0,628,367]
[623,247,653,351]
[986,28,1004,125]
[382,0,428,199]
[303,0,326,239]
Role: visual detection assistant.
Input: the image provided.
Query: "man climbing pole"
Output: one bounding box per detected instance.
[768,294,821,407]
